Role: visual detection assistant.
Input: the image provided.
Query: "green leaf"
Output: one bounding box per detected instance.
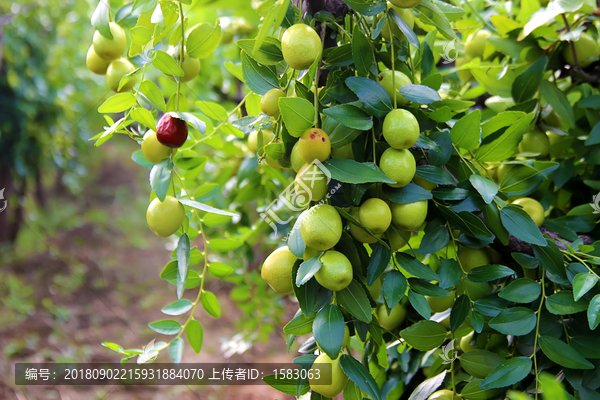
[383,271,407,309]
[187,21,221,59]
[585,122,600,146]
[178,198,237,217]
[545,291,588,315]
[512,56,548,103]
[284,311,315,335]
[337,279,372,323]
[409,278,451,298]
[398,84,442,104]
[384,183,433,204]
[91,0,112,40]
[241,51,280,95]
[539,336,594,370]
[573,273,599,301]
[460,350,505,379]
[98,93,136,113]
[201,291,221,318]
[176,234,190,299]
[313,304,345,360]
[322,159,395,184]
[139,80,166,111]
[186,319,203,353]
[589,294,600,330]
[419,222,450,254]
[237,37,283,65]
[131,108,156,131]
[169,338,184,364]
[477,112,535,162]
[148,319,182,335]
[161,299,193,316]
[367,241,393,285]
[345,76,392,118]
[102,342,125,354]
[339,355,382,400]
[296,256,323,286]
[461,379,504,399]
[498,278,540,304]
[468,265,515,282]
[262,374,310,397]
[571,336,600,358]
[533,239,566,279]
[480,357,532,389]
[396,252,439,281]
[489,307,536,336]
[195,101,228,121]
[341,0,386,16]
[407,370,447,400]
[351,25,373,77]
[323,104,373,130]
[415,1,456,40]
[152,50,184,77]
[540,80,575,128]
[408,289,431,320]
[400,320,447,351]
[279,97,315,137]
[149,158,174,201]
[416,165,456,185]
[450,109,481,151]
[500,205,546,246]
[389,8,420,48]
[450,294,470,332]
[469,175,498,205]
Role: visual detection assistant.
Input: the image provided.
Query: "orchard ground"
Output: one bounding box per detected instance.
[0,142,295,400]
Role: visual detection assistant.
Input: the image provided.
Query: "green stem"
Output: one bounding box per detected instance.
[464,0,500,35]
[191,94,249,148]
[387,12,397,109]
[531,272,545,400]
[176,2,185,112]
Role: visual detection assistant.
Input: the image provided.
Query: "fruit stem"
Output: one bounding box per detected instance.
[531,271,545,400]
[387,10,397,110]
[561,14,580,69]
[176,2,185,112]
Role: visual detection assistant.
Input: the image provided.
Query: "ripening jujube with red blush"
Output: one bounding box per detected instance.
[298,128,331,163]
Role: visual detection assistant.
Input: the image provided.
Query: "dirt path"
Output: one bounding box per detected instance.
[0,142,296,400]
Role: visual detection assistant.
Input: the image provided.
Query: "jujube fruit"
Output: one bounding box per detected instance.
[86,45,110,75]
[106,58,137,92]
[386,228,410,250]
[260,89,285,116]
[294,164,329,202]
[168,48,200,82]
[301,204,343,251]
[383,109,420,149]
[156,113,189,148]
[380,148,416,187]
[290,141,304,172]
[92,22,127,61]
[391,200,428,231]
[261,246,297,294]
[519,129,550,157]
[146,196,185,238]
[512,197,545,226]
[309,353,348,398]
[281,24,321,70]
[142,130,175,164]
[377,303,407,331]
[425,290,455,313]
[457,246,491,272]
[315,250,353,291]
[464,30,491,58]
[428,389,462,400]
[389,0,422,7]
[248,129,274,153]
[563,32,600,68]
[349,208,380,244]
[298,128,331,163]
[378,69,411,105]
[359,198,392,235]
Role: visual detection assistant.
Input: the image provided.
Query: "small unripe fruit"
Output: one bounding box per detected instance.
[359,198,392,235]
[295,164,329,202]
[380,148,416,188]
[301,204,343,251]
[390,200,428,231]
[413,175,436,191]
[349,208,380,244]
[315,250,353,291]
[309,353,348,398]
[383,109,420,149]
[248,129,274,153]
[464,30,491,58]
[106,58,137,92]
[92,22,127,61]
[86,45,110,75]
[156,113,189,148]
[377,303,407,331]
[386,228,410,250]
[563,32,600,68]
[298,128,331,163]
[389,0,422,7]
[378,70,411,105]
[146,196,185,238]
[260,89,285,116]
[142,130,175,164]
[425,290,455,313]
[457,246,491,272]
[519,129,550,157]
[281,24,321,70]
[455,55,473,82]
[261,246,297,294]
[290,141,304,172]
[512,197,545,226]
[167,47,200,82]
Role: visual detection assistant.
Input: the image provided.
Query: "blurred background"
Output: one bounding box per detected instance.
[0,1,296,398]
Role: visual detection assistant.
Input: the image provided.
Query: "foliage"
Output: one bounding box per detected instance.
[90,0,600,399]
